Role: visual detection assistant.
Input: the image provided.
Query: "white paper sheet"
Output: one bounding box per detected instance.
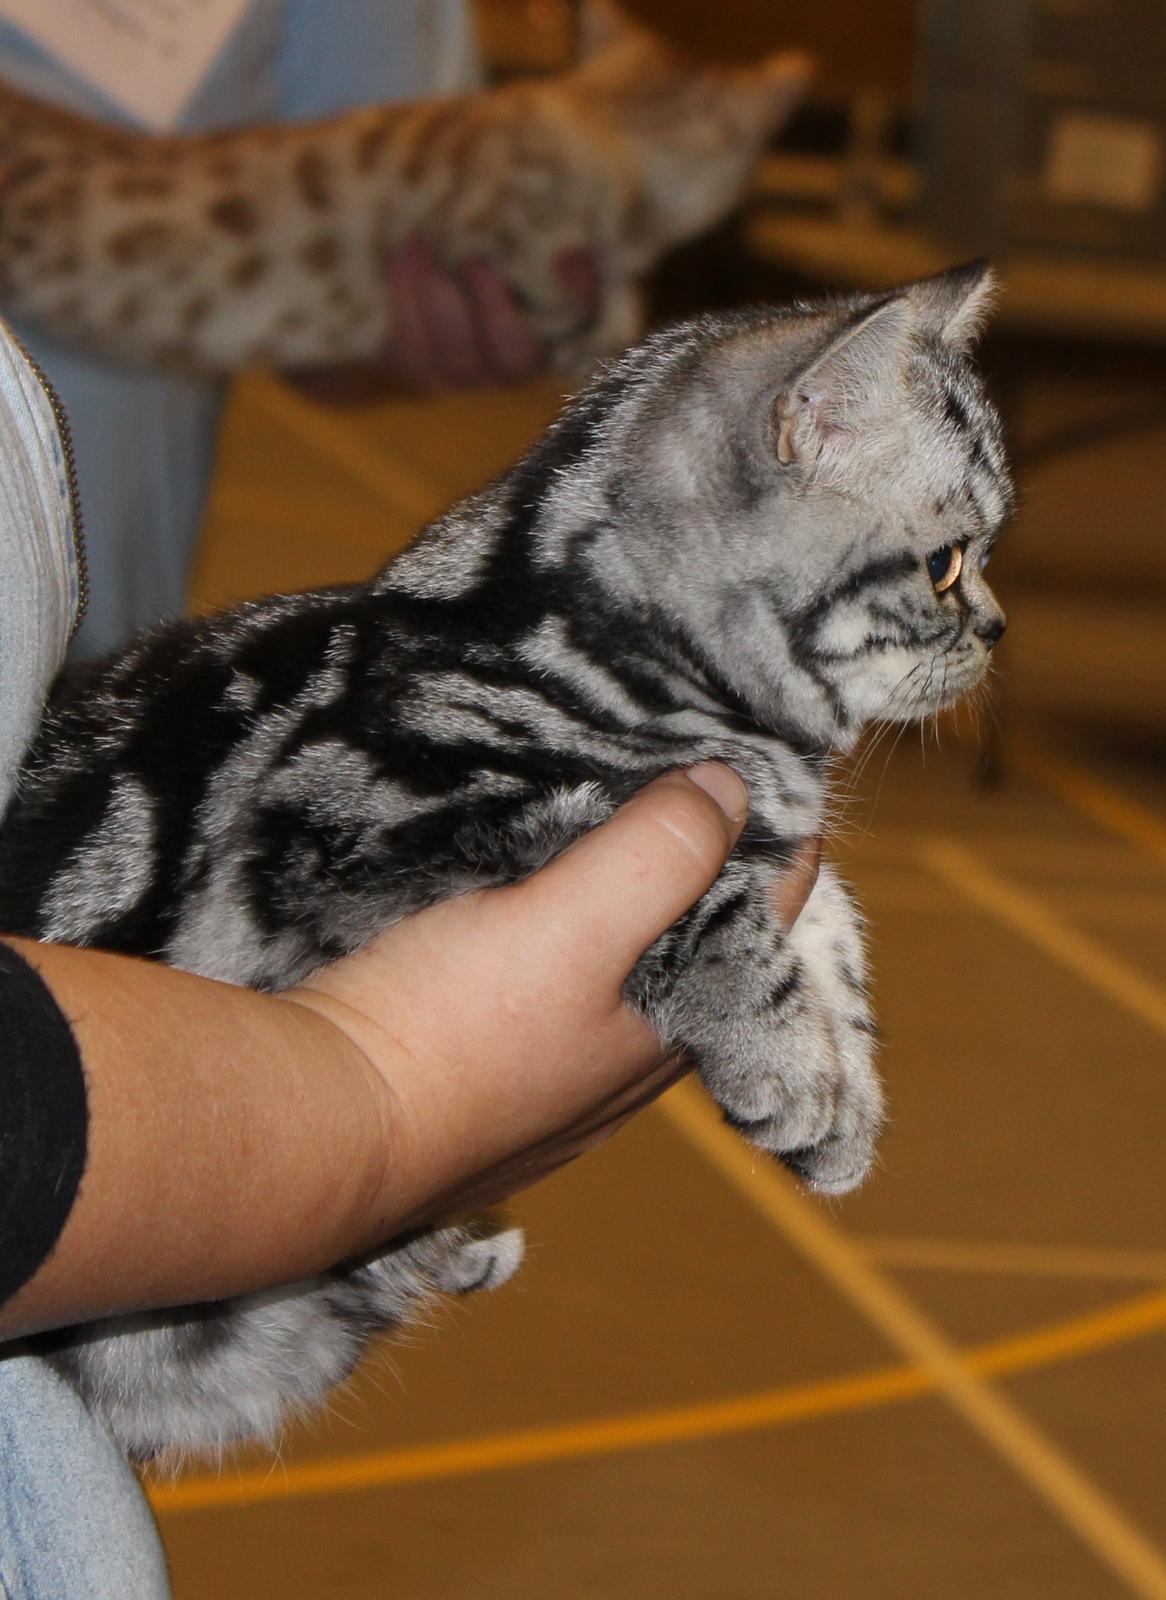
[0,0,253,129]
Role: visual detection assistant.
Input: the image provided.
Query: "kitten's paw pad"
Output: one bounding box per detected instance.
[777,1070,884,1194]
[781,1134,873,1195]
[720,1085,836,1158]
[431,1224,526,1296]
[708,1016,884,1194]
[708,1024,842,1156]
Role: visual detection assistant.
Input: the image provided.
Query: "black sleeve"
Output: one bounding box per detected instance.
[0,941,89,1307]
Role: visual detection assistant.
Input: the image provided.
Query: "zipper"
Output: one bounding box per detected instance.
[12,335,89,639]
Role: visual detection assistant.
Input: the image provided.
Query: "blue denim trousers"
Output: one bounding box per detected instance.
[0,1351,170,1599]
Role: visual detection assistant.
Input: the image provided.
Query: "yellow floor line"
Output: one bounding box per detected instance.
[149,1281,1166,1517]
[859,1235,1166,1282]
[660,1083,1166,1600]
[149,1367,927,1515]
[245,373,443,527]
[974,1285,1166,1375]
[922,839,1166,1039]
[1014,740,1166,871]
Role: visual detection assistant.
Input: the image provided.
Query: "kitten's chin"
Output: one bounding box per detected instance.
[933,654,993,711]
[865,653,991,726]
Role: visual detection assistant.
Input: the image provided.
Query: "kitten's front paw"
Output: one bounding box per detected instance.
[775,1059,883,1197]
[700,971,884,1195]
[393,1217,526,1300]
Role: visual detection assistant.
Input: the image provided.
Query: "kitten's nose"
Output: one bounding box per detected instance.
[975,614,1007,648]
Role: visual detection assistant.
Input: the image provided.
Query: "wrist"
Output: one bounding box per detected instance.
[276,984,418,1242]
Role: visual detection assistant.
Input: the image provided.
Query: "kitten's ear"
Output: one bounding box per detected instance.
[774,297,912,469]
[909,260,997,353]
[578,0,646,60]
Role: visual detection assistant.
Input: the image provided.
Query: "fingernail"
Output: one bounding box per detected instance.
[685,762,748,822]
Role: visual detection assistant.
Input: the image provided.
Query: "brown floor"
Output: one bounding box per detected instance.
[150,346,1166,1597]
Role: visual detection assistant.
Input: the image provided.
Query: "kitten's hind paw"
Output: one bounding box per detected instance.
[390,1214,525,1298]
[429,1221,526,1295]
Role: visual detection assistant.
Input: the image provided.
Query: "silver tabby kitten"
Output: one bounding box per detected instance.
[0,264,1013,1461]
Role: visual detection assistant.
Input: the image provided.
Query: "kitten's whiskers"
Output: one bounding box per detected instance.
[831,662,928,833]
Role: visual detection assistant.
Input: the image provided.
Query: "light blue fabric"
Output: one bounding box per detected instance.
[0,0,475,658]
[0,8,477,1593]
[0,1352,170,1600]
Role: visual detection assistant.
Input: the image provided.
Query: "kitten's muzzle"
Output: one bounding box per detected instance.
[974,613,1007,648]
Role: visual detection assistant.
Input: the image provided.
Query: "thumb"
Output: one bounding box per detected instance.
[505,765,747,988]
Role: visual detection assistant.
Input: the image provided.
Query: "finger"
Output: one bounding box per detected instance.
[553,1052,691,1141]
[415,258,493,389]
[461,259,544,382]
[555,247,601,326]
[450,1060,688,1210]
[504,765,747,989]
[384,238,441,391]
[498,1055,691,1192]
[510,1050,688,1149]
[770,835,821,930]
[386,237,491,391]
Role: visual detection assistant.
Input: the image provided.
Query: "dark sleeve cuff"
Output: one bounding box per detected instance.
[0,941,88,1307]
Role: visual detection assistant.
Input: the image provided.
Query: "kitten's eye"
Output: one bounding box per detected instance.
[927,544,963,593]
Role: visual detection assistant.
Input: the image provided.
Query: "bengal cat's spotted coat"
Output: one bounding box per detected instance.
[0,17,808,373]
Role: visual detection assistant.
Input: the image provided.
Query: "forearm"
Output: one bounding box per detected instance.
[0,937,395,1338]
